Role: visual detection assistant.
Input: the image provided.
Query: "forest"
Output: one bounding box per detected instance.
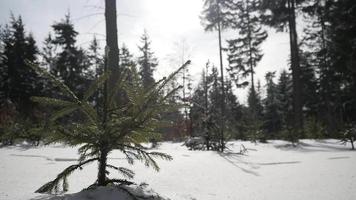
[0,0,356,199]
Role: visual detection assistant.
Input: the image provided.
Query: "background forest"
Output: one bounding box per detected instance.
[1,0,356,148]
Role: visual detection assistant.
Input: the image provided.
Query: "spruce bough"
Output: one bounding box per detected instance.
[28,59,191,194]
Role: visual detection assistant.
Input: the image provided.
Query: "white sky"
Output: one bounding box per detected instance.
[0,0,292,103]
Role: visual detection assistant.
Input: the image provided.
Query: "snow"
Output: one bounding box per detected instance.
[1,139,356,200]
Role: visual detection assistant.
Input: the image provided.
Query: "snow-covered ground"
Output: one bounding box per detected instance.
[0,139,355,200]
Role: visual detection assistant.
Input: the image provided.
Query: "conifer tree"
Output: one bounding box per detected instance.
[299,50,318,120]
[260,0,305,137]
[50,12,89,97]
[32,0,192,193]
[0,25,9,104]
[246,80,264,142]
[41,33,56,71]
[226,0,267,119]
[120,44,136,71]
[31,59,190,193]
[201,0,231,151]
[276,70,295,141]
[0,15,41,117]
[324,0,356,125]
[301,0,341,135]
[208,66,224,148]
[137,31,158,90]
[87,36,104,78]
[190,64,241,150]
[263,71,281,137]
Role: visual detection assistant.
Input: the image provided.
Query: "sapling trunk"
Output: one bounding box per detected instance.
[351,137,355,150]
[97,146,109,186]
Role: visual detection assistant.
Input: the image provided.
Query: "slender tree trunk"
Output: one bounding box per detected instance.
[217,20,225,152]
[98,0,120,185]
[246,0,256,119]
[204,62,210,150]
[105,0,120,87]
[287,0,303,140]
[97,145,108,186]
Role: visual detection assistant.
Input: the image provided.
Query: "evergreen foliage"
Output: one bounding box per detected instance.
[0,14,43,118]
[224,0,267,142]
[189,64,242,149]
[49,13,90,97]
[226,0,267,92]
[88,36,104,78]
[263,71,281,138]
[260,0,304,137]
[137,31,158,90]
[201,0,231,151]
[30,59,191,193]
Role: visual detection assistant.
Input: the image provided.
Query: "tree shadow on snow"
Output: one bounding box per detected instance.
[217,152,260,176]
[10,154,78,162]
[30,195,64,200]
[1,143,39,151]
[274,140,351,153]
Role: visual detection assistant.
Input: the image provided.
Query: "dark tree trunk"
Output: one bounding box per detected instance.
[217,21,225,152]
[99,0,119,185]
[204,63,210,150]
[97,146,108,186]
[287,0,303,140]
[246,0,257,120]
[105,0,120,87]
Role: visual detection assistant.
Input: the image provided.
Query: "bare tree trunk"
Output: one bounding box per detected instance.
[204,62,210,150]
[287,0,303,140]
[105,0,120,88]
[98,0,120,186]
[246,0,256,120]
[217,20,225,152]
[97,145,108,186]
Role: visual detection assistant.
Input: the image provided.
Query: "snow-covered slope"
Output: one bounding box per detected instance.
[0,140,355,200]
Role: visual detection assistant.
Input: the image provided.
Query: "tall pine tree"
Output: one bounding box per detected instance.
[0,15,41,117]
[50,12,89,97]
[261,0,305,137]
[201,0,231,151]
[226,0,267,121]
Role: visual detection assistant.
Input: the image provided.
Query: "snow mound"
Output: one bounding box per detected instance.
[37,185,169,200]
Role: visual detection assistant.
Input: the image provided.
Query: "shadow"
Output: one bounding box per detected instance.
[30,195,64,200]
[218,152,260,176]
[328,156,350,160]
[10,154,53,161]
[10,154,78,162]
[257,161,301,165]
[54,158,77,162]
[108,157,126,160]
[274,140,351,153]
[1,143,39,151]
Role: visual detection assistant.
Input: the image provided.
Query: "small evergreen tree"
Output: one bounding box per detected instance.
[30,60,191,194]
[276,70,296,142]
[263,71,281,138]
[87,36,104,78]
[137,31,158,90]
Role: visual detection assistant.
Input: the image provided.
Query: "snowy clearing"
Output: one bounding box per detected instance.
[1,139,355,200]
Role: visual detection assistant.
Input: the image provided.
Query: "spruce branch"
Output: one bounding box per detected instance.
[35,158,99,194]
